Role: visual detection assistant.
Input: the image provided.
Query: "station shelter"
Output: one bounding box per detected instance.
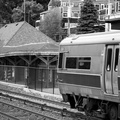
[0,21,59,94]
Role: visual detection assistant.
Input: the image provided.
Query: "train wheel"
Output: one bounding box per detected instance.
[108,104,118,120]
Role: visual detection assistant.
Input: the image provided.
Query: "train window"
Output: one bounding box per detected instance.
[114,48,119,72]
[106,49,112,71]
[66,57,77,69]
[58,53,63,68]
[65,57,91,69]
[78,57,91,69]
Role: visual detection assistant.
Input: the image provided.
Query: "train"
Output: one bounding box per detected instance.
[57,31,120,120]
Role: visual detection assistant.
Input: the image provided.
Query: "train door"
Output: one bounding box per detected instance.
[104,45,119,95]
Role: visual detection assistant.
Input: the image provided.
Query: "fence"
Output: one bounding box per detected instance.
[0,65,60,95]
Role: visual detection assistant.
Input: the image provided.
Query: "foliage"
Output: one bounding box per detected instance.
[77,0,100,34]
[36,0,50,10]
[12,0,43,26]
[39,8,62,41]
[49,0,61,7]
[12,6,23,22]
[0,0,13,23]
[0,0,49,25]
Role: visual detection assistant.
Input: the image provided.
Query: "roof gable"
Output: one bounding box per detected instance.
[6,21,56,47]
[0,21,59,57]
[0,22,24,47]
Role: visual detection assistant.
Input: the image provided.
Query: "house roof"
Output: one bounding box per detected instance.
[61,0,115,4]
[105,18,120,23]
[0,21,59,57]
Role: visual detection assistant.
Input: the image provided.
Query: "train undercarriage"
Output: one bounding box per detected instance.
[62,93,119,120]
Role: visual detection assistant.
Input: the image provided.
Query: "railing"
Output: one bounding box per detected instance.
[0,65,59,95]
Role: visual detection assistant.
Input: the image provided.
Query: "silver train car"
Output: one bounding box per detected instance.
[57,31,120,120]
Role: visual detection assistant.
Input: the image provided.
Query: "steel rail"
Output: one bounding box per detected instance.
[0,89,77,116]
[0,111,20,120]
[0,91,78,117]
[0,89,86,119]
[0,90,102,120]
[0,100,59,120]
[0,88,69,108]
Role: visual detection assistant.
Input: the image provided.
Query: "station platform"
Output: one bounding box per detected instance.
[0,81,63,102]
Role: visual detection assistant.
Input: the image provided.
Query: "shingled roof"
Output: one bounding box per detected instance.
[0,21,59,57]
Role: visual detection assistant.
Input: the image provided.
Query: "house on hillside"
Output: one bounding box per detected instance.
[36,0,120,37]
[0,21,59,94]
[105,3,120,31]
[105,15,120,31]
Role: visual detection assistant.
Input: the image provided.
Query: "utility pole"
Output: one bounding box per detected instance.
[107,0,111,31]
[67,0,71,36]
[24,0,26,21]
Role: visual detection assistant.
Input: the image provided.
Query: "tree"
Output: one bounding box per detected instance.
[12,0,43,26]
[36,0,50,11]
[77,0,100,34]
[0,0,50,25]
[0,0,13,24]
[49,0,61,8]
[39,8,62,41]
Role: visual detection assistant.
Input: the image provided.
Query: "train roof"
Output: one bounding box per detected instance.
[60,31,120,45]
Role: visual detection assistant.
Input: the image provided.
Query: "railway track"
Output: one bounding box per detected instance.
[0,97,65,120]
[0,89,69,108]
[0,89,86,120]
[0,89,103,120]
